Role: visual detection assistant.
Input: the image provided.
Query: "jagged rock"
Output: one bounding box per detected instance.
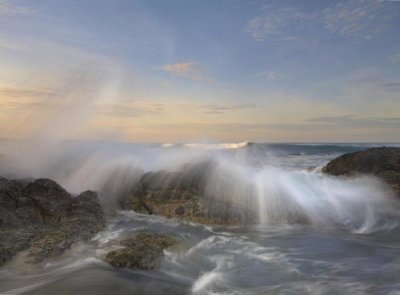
[0,177,105,266]
[105,233,175,269]
[29,190,105,262]
[323,147,400,195]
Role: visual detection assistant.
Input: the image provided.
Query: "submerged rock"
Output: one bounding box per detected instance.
[105,233,175,269]
[0,177,105,266]
[323,147,400,195]
[120,160,257,225]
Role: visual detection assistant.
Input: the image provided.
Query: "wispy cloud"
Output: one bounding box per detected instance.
[0,87,54,98]
[161,62,211,81]
[201,104,254,114]
[307,114,400,128]
[101,101,254,118]
[98,101,164,118]
[246,7,308,41]
[381,82,400,87]
[389,52,400,63]
[142,116,400,133]
[177,103,255,114]
[256,71,280,80]
[321,0,386,39]
[246,0,390,41]
[0,0,34,16]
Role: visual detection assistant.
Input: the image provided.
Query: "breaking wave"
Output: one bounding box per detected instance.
[0,139,399,234]
[162,141,250,150]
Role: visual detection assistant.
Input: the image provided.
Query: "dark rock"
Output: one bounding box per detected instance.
[125,232,176,249]
[0,178,40,265]
[0,229,35,266]
[23,179,72,225]
[29,190,105,262]
[0,177,105,266]
[105,233,175,269]
[323,147,400,195]
[175,206,185,216]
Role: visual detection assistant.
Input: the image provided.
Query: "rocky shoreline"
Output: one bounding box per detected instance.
[0,177,178,270]
[0,178,105,266]
[1,147,399,270]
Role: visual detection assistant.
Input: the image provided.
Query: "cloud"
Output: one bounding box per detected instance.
[246,7,310,41]
[146,115,398,134]
[246,0,390,41]
[321,0,386,38]
[0,0,34,16]
[307,114,400,128]
[198,103,255,114]
[102,101,254,118]
[172,102,255,114]
[0,87,54,98]
[256,71,279,80]
[99,101,164,118]
[141,116,400,133]
[162,62,197,74]
[161,62,211,81]
[389,52,400,64]
[382,82,400,87]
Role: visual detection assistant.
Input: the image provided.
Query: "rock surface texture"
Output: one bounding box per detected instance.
[324,147,400,195]
[120,161,257,225]
[0,178,104,266]
[105,233,175,269]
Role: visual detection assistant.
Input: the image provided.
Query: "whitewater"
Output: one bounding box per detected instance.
[1,140,400,295]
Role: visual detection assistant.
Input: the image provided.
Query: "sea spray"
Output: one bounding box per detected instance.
[1,140,398,232]
[1,142,400,295]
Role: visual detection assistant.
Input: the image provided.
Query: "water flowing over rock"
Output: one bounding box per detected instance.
[0,177,105,266]
[120,160,257,225]
[323,147,400,195]
[104,232,176,269]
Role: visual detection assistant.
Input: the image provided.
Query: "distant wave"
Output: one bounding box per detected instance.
[161,143,176,148]
[162,141,251,150]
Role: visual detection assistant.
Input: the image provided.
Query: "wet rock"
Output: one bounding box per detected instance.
[105,233,176,269]
[29,190,105,262]
[24,179,72,225]
[0,229,35,266]
[121,160,257,225]
[323,147,400,195]
[0,177,105,266]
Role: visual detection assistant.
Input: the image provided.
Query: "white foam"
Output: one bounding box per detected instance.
[184,141,249,150]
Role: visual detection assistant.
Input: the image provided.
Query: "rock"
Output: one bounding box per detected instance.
[0,178,39,265]
[0,229,35,266]
[0,177,105,266]
[323,147,400,195]
[105,233,175,269]
[23,179,73,225]
[29,190,105,262]
[120,160,257,225]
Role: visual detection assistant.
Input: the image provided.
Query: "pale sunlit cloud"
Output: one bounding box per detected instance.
[161,62,211,81]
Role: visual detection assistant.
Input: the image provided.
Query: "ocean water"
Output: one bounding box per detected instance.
[1,141,400,295]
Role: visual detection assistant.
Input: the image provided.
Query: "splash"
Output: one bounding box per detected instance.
[162,141,250,150]
[0,140,398,233]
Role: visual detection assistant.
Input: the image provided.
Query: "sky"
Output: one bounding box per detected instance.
[0,0,399,143]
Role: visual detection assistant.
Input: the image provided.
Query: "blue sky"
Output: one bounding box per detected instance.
[0,0,399,142]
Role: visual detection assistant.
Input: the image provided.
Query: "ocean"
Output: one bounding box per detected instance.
[1,141,400,295]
